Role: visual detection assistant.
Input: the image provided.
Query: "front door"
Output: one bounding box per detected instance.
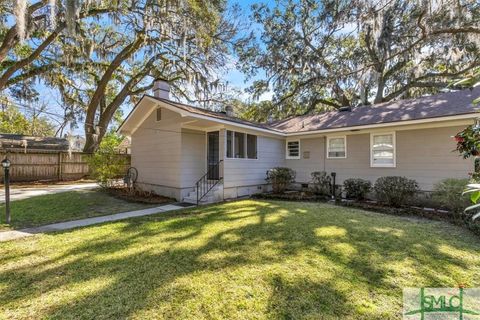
[207,131,220,180]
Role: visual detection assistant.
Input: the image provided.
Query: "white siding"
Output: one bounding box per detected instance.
[131,108,186,199]
[180,128,206,188]
[223,134,285,188]
[131,108,182,188]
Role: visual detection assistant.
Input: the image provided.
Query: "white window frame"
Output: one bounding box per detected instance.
[225,130,258,160]
[286,140,301,160]
[370,131,396,168]
[326,136,347,159]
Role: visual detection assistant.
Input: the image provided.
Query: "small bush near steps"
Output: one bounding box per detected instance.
[343,178,372,200]
[374,176,418,207]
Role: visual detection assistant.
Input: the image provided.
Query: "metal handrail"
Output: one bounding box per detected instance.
[196,159,223,205]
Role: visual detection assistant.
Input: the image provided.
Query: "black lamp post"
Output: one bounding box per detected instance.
[2,158,11,224]
[331,172,336,200]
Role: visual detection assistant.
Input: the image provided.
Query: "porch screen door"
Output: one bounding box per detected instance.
[207,131,220,180]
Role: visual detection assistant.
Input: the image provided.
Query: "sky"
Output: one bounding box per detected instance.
[215,0,274,101]
[25,0,274,137]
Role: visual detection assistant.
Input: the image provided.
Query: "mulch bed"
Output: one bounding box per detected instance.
[105,187,174,204]
[338,200,456,222]
[252,191,330,202]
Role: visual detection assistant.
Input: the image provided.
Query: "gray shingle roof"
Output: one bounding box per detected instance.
[147,88,480,134]
[270,87,480,133]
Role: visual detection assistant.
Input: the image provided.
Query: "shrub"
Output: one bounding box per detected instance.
[266,167,296,194]
[463,183,480,235]
[88,133,128,188]
[432,178,470,215]
[374,176,419,207]
[310,171,331,195]
[343,178,372,200]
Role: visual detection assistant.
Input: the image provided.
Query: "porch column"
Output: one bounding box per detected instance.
[219,128,225,177]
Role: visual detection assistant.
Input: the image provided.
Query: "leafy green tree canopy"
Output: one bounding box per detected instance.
[237,0,480,112]
[1,0,238,152]
[0,104,55,136]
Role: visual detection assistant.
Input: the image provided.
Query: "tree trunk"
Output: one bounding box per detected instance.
[374,72,385,104]
[82,35,145,153]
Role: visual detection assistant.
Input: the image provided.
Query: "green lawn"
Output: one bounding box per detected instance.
[1,200,479,319]
[0,189,157,230]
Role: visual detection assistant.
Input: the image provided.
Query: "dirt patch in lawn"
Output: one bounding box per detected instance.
[105,187,174,204]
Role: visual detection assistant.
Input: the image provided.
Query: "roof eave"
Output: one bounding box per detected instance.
[118,95,286,137]
[119,95,479,137]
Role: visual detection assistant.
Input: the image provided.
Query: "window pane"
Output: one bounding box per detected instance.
[226,131,233,158]
[287,141,299,157]
[373,134,393,150]
[247,134,257,159]
[373,151,394,165]
[329,150,346,158]
[156,108,162,121]
[373,150,394,158]
[372,134,394,165]
[235,132,245,158]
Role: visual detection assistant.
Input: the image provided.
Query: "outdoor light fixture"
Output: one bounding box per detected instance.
[2,157,11,224]
[2,158,10,169]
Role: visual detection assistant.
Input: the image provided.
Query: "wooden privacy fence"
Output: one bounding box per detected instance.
[0,151,131,182]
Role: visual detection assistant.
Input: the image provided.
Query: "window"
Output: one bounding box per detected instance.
[226,130,257,159]
[234,132,245,158]
[247,134,257,159]
[371,132,396,167]
[327,136,346,158]
[156,108,162,121]
[286,140,300,159]
[226,131,233,158]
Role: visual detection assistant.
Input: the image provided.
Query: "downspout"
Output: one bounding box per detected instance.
[323,136,326,172]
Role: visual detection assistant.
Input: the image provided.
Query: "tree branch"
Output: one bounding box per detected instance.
[0,0,49,63]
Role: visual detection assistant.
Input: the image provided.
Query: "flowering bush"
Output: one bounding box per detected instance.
[455,124,480,180]
[455,125,480,158]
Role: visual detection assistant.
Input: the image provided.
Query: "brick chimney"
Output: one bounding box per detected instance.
[225,105,234,117]
[153,79,170,100]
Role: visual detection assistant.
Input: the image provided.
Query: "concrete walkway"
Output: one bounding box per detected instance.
[0,182,97,203]
[0,203,192,242]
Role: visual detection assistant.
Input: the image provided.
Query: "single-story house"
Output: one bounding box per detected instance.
[118,80,479,203]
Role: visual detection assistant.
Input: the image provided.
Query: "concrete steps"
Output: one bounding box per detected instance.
[183,182,223,204]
